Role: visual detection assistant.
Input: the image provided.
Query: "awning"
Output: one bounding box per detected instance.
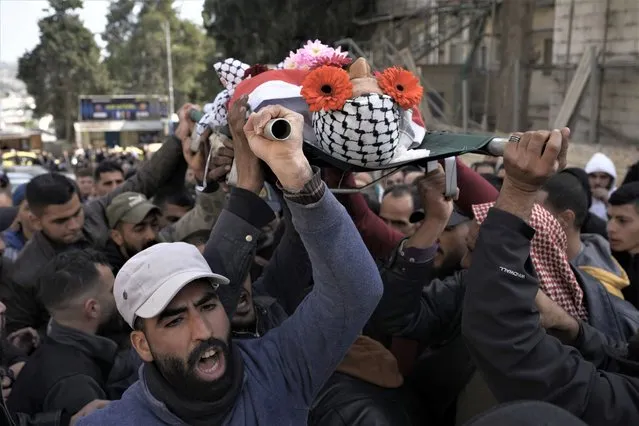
[73,120,166,133]
[0,130,40,141]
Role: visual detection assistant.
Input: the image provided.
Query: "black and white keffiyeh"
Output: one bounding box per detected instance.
[195,58,249,139]
[312,94,401,167]
[215,58,250,90]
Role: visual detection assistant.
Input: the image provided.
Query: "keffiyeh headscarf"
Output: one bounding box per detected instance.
[225,40,430,170]
[472,202,589,320]
[312,93,400,166]
[301,58,427,168]
[195,58,250,139]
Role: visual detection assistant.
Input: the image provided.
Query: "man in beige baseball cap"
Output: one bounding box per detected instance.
[106,192,161,269]
[77,104,384,426]
[114,242,235,421]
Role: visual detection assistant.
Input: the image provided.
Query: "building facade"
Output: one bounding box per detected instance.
[353,0,639,143]
[73,94,170,149]
[549,0,639,144]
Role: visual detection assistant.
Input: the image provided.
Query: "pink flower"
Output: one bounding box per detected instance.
[280,40,352,71]
[290,50,315,70]
[303,39,331,57]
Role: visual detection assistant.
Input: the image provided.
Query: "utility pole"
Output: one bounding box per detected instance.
[481,0,498,131]
[494,0,535,132]
[164,21,175,118]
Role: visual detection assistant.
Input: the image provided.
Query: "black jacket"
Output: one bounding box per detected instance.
[4,137,186,334]
[102,239,126,276]
[371,225,639,424]
[374,234,638,345]
[308,372,418,426]
[231,295,288,340]
[7,322,116,416]
[616,251,639,308]
[462,207,639,425]
[1,398,70,426]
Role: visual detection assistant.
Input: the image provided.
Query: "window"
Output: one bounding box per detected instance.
[543,38,553,76]
[476,45,487,69]
[450,43,464,64]
[427,91,445,119]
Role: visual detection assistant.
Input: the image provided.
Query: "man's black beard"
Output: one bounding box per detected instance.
[123,239,157,259]
[151,332,234,401]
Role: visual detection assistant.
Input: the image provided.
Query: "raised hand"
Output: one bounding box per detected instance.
[8,327,40,352]
[495,129,569,221]
[405,164,457,249]
[414,164,457,223]
[243,105,312,192]
[181,132,234,183]
[175,103,200,143]
[228,95,263,193]
[557,127,570,171]
[503,129,567,194]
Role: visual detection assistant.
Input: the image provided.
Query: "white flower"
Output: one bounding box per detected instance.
[283,56,297,69]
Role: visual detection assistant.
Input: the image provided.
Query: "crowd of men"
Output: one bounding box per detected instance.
[0,100,637,424]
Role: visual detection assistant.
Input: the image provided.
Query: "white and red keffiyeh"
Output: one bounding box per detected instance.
[472,202,589,320]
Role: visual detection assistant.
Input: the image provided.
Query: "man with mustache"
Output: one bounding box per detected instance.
[103,192,161,274]
[78,105,383,425]
[408,206,471,280]
[103,186,227,277]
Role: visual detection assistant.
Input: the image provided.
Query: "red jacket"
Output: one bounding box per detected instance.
[336,159,499,259]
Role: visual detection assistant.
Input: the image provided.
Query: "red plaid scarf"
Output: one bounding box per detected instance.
[472,202,589,320]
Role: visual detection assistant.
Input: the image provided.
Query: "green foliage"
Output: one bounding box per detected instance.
[203,0,368,65]
[17,0,109,140]
[48,0,83,13]
[18,0,218,138]
[102,0,136,90]
[103,0,216,107]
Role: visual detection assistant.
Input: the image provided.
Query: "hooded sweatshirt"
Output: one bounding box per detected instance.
[584,153,617,220]
[574,233,629,299]
[561,168,608,238]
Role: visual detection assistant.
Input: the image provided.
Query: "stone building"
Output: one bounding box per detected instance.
[347,0,639,144]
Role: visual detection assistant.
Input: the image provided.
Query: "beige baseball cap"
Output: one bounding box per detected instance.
[106,192,160,229]
[114,242,229,328]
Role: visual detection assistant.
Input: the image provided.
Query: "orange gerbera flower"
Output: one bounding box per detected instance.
[377,67,423,109]
[301,66,353,112]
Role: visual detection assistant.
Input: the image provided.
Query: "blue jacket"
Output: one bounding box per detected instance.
[77,184,383,425]
[2,228,26,261]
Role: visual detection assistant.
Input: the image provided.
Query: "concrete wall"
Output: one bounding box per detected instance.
[364,0,639,141]
[553,0,639,64]
[528,4,556,130]
[549,0,639,144]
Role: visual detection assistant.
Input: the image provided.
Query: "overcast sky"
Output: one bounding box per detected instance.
[0,0,205,64]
